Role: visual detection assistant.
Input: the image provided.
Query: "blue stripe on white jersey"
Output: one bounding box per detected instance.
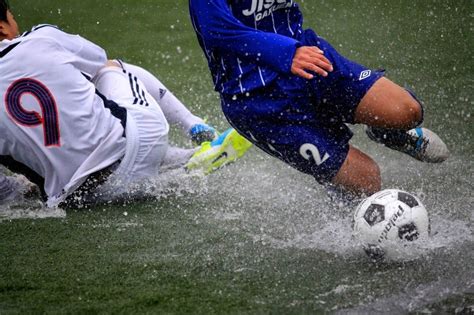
[19,24,60,38]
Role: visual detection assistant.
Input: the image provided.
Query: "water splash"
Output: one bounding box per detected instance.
[0,167,208,219]
[0,200,65,221]
[206,149,473,263]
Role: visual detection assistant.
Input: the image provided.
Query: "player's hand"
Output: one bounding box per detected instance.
[291,46,333,79]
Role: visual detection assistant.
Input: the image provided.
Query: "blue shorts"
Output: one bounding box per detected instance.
[221,29,384,183]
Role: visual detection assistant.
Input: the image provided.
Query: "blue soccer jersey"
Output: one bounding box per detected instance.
[189,0,304,95]
[190,0,385,182]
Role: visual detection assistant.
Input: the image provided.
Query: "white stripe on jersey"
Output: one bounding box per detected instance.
[287,11,295,36]
[237,57,244,93]
[238,79,244,94]
[252,13,266,87]
[220,57,227,71]
[258,66,266,87]
[270,12,278,34]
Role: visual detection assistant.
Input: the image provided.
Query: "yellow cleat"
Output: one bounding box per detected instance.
[185,128,252,174]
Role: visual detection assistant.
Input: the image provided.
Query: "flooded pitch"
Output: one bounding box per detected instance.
[1,0,472,313]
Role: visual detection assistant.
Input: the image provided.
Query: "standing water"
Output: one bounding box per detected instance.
[0,0,472,313]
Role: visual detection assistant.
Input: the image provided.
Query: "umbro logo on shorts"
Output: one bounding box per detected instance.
[359,70,372,81]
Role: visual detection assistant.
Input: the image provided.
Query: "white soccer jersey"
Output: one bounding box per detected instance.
[0,25,126,203]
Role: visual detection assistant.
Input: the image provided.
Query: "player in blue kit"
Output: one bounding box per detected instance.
[189,0,449,198]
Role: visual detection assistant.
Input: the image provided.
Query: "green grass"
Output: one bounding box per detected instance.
[1,1,473,313]
[3,198,469,314]
[0,201,339,313]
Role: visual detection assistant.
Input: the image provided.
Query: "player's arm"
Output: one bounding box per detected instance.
[0,172,41,203]
[190,0,332,78]
[0,143,18,202]
[35,25,107,77]
[190,0,298,73]
[0,173,21,202]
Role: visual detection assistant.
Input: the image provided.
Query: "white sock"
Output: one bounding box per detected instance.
[120,61,205,135]
[160,146,197,170]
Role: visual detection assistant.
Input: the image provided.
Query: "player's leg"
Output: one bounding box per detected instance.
[95,63,250,177]
[354,77,422,129]
[354,78,449,163]
[153,129,252,174]
[308,31,449,164]
[331,146,381,196]
[220,86,378,197]
[116,61,217,144]
[185,128,252,174]
[92,62,169,190]
[157,128,252,174]
[160,146,196,170]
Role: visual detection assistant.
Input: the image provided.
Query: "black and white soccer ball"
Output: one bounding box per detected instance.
[353,189,430,260]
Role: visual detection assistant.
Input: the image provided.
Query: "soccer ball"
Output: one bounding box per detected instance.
[353,189,430,260]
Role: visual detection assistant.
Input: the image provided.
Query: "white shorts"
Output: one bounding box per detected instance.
[93,65,169,194]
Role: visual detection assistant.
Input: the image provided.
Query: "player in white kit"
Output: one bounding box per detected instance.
[0,1,252,207]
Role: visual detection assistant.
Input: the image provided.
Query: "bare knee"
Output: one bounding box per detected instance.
[331,147,381,196]
[355,78,423,129]
[397,92,423,129]
[406,96,423,127]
